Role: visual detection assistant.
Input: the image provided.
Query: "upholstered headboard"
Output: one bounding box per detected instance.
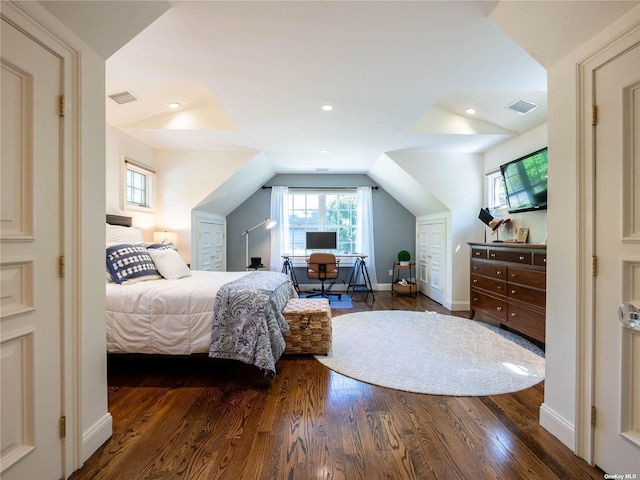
[106,214,132,227]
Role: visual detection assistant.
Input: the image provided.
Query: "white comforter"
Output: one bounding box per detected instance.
[106,270,248,355]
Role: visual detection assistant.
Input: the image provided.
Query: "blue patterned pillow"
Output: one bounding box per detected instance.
[106,244,162,285]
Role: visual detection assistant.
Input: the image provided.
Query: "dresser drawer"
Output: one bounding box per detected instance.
[506,304,545,342]
[488,249,531,265]
[471,291,507,322]
[507,284,546,308]
[508,268,546,289]
[533,252,547,267]
[471,248,487,259]
[471,261,507,280]
[471,274,506,296]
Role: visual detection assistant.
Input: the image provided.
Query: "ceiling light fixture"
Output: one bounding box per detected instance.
[465,107,476,115]
[321,104,333,111]
[321,149,330,154]
[168,102,180,109]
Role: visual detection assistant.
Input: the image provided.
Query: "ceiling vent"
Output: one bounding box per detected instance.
[108,91,138,105]
[506,98,538,115]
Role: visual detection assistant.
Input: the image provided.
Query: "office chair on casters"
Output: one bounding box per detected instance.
[306,253,341,300]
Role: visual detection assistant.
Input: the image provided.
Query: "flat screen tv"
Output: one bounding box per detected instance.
[306,231,337,250]
[500,147,548,214]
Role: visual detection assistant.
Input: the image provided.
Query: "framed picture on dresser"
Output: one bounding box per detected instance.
[516,227,529,243]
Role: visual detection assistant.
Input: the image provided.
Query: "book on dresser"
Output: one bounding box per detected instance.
[468,242,546,344]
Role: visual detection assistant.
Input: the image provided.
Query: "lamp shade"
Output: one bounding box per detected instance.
[153,231,178,245]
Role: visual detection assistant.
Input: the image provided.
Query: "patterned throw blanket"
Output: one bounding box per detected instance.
[209,271,297,376]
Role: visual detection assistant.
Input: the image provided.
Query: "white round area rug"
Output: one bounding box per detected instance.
[314,310,545,396]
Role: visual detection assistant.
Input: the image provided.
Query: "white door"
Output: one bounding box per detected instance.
[197,220,225,271]
[418,221,444,304]
[593,40,640,474]
[1,19,64,479]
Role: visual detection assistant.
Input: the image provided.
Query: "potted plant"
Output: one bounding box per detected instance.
[397,250,411,266]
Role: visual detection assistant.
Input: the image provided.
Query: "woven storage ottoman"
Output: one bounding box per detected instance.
[282,298,332,355]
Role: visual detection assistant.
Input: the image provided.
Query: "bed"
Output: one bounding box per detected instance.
[105,215,297,376]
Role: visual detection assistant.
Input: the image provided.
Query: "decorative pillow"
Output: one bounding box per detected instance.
[106,244,161,285]
[147,248,191,280]
[146,242,178,251]
[106,224,144,246]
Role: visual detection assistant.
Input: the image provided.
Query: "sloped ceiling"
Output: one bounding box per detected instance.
[41,0,639,218]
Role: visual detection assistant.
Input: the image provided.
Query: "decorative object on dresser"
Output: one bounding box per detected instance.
[469,242,546,343]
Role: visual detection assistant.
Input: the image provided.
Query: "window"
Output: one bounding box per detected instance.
[124,158,154,210]
[287,190,357,255]
[486,170,507,209]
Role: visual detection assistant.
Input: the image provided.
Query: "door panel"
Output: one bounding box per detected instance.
[1,19,63,479]
[198,220,225,271]
[593,40,640,474]
[418,221,444,304]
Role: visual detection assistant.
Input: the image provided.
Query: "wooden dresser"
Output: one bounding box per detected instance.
[468,242,547,343]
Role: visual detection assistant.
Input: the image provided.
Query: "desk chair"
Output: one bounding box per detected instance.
[306,253,342,300]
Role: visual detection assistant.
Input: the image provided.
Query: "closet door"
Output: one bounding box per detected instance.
[1,18,64,479]
[195,218,225,271]
[417,219,445,305]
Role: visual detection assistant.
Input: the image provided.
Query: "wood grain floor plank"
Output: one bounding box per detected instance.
[70,292,604,480]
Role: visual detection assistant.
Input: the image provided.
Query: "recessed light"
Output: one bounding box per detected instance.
[321,149,330,154]
[321,104,333,111]
[169,102,180,109]
[465,107,476,115]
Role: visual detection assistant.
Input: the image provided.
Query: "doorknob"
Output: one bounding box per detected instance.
[618,303,640,329]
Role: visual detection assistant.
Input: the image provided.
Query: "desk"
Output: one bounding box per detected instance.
[281,254,375,300]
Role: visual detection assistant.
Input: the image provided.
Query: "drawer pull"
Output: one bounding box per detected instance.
[490,253,496,257]
[511,273,517,278]
[475,252,481,256]
[497,286,503,290]
[543,258,546,263]
[473,279,478,283]
[519,256,525,260]
[473,297,478,302]
[511,289,517,294]
[496,270,502,275]
[496,306,502,312]
[473,266,478,270]
[511,312,517,317]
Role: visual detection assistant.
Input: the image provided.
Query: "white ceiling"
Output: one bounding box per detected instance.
[44,1,639,175]
[103,0,549,173]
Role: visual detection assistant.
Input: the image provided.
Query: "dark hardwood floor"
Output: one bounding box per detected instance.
[70,292,604,480]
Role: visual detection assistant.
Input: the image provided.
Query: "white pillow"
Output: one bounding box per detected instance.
[106,223,144,245]
[147,248,191,280]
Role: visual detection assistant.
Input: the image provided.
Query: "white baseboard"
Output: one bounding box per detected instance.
[448,300,470,312]
[82,413,113,463]
[540,403,575,451]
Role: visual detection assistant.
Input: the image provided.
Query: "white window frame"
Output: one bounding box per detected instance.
[485,170,508,210]
[122,157,155,212]
[286,189,358,265]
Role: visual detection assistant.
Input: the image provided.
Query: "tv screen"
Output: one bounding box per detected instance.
[306,231,337,250]
[500,147,548,214]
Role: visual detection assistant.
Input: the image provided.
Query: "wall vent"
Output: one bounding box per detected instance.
[108,91,138,105]
[506,98,538,115]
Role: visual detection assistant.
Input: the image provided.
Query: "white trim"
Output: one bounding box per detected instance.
[540,403,576,451]
[81,414,113,464]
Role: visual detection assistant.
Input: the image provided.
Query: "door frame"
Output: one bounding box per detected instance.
[2,2,82,476]
[575,14,640,464]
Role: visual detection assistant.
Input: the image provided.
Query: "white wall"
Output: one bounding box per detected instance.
[105,125,157,238]
[483,123,548,244]
[155,149,261,262]
[388,153,484,310]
